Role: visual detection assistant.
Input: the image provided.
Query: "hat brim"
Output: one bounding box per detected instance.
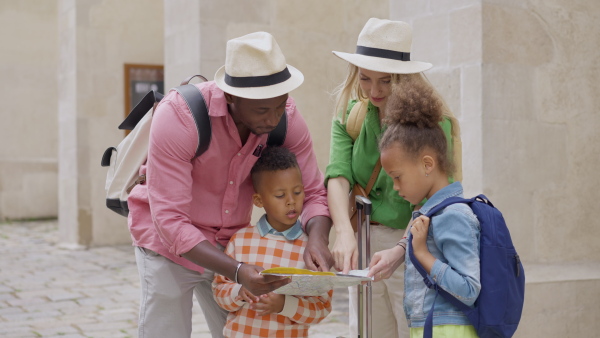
[333,51,432,74]
[214,64,304,99]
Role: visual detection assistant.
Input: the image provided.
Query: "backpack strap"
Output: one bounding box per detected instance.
[345,99,369,141]
[266,111,287,147]
[173,84,211,159]
[118,90,164,130]
[408,194,490,338]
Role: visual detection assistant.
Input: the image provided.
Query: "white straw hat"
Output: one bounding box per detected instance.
[214,32,304,99]
[333,18,432,74]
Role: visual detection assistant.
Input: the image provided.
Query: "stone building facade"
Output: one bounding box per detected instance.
[1,0,599,336]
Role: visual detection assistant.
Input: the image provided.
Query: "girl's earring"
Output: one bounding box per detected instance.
[426,173,429,177]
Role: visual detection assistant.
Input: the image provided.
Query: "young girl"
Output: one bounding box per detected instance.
[368,78,481,338]
[325,18,462,338]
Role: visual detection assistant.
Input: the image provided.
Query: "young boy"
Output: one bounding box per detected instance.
[212,147,332,338]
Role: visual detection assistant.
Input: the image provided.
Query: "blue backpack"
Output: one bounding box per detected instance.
[408,194,525,338]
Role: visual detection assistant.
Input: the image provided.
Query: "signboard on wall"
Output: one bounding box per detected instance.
[124,63,164,118]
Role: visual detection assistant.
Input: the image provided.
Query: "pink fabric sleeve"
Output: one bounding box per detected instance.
[146,95,207,256]
[212,240,245,312]
[283,99,330,229]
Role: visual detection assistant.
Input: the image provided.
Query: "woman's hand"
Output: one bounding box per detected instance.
[367,245,405,282]
[331,230,358,274]
[327,177,358,274]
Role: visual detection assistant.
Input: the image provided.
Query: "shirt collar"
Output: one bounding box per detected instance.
[256,214,303,240]
[413,181,464,218]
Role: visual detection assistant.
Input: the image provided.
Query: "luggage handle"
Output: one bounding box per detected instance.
[356,195,372,338]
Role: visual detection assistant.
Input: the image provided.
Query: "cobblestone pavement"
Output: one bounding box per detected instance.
[0,221,350,338]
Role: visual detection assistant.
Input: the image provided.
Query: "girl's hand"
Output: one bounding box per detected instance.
[409,215,436,273]
[367,245,405,282]
[409,215,430,254]
[236,286,259,304]
[331,230,358,274]
[250,292,285,316]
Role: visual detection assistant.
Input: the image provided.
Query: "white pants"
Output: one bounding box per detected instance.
[349,225,409,338]
[134,246,228,338]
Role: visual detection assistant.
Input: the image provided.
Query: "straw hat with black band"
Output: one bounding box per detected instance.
[215,31,304,99]
[333,18,432,74]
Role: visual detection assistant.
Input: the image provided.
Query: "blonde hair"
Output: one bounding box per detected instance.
[332,65,460,141]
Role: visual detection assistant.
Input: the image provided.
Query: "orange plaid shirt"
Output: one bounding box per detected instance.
[212,225,333,337]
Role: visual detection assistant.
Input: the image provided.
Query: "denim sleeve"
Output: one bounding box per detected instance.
[428,206,481,306]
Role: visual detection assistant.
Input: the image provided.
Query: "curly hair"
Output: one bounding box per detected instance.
[379,76,454,176]
[251,146,300,189]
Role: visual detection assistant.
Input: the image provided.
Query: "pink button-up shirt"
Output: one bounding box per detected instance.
[127,81,329,273]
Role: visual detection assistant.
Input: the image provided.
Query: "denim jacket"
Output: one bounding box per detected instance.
[404,182,481,328]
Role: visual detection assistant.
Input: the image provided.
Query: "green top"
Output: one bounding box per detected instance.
[325,100,454,229]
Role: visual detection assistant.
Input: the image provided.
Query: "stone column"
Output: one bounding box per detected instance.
[58,0,164,247]
[391,0,484,197]
[57,0,87,248]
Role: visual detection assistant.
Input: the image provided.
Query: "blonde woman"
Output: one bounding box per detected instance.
[324,18,461,338]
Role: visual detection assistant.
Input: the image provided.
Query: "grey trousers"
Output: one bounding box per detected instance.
[134,246,228,338]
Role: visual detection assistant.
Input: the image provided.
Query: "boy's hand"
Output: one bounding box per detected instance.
[409,216,430,254]
[250,292,285,316]
[236,286,259,304]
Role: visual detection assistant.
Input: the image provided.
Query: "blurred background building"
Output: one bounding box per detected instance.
[1,0,599,336]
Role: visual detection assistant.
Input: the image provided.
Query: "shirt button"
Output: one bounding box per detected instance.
[229,181,233,185]
[237,153,241,156]
[216,236,220,240]
[225,210,229,214]
[376,192,381,196]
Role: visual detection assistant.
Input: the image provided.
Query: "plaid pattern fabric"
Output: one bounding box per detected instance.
[213,225,333,337]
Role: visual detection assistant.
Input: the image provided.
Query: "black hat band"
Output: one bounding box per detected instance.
[224,67,291,88]
[356,45,410,61]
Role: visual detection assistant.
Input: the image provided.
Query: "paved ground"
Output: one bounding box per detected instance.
[0,220,351,338]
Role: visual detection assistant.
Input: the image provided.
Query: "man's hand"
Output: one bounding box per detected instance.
[250,292,285,316]
[303,216,334,272]
[236,264,291,296]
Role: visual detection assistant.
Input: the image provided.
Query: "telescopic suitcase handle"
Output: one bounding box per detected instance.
[356,196,372,338]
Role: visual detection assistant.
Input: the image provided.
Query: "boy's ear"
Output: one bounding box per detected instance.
[252,193,263,208]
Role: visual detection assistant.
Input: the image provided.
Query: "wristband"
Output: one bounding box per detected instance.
[397,237,408,247]
[234,262,244,284]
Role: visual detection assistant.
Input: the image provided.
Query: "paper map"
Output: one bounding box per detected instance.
[261,267,372,296]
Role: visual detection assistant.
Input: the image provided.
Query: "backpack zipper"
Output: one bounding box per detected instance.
[514,254,521,277]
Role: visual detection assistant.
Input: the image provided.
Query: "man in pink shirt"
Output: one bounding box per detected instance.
[127,32,333,338]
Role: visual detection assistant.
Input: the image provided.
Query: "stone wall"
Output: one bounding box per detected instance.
[392,0,600,336]
[0,1,59,221]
